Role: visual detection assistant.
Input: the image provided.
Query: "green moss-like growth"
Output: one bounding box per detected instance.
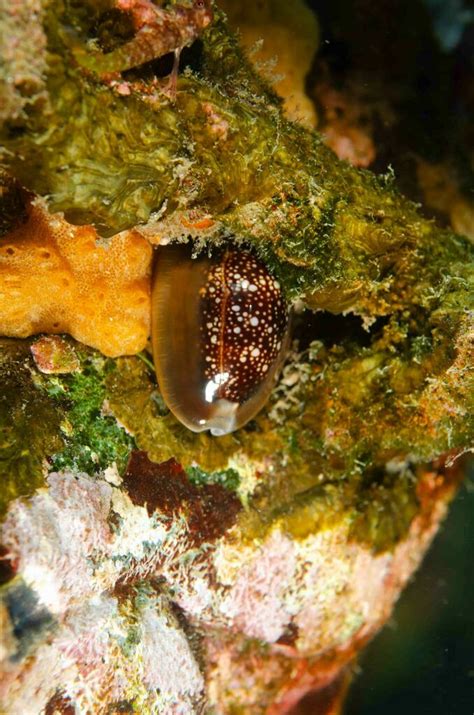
[186,465,241,492]
[0,338,135,516]
[40,351,135,474]
[348,464,420,552]
[104,355,243,472]
[0,340,63,516]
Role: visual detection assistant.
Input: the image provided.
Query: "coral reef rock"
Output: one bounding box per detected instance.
[0,1,473,712]
[0,450,461,714]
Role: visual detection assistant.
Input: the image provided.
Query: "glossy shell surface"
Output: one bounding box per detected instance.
[151,245,290,435]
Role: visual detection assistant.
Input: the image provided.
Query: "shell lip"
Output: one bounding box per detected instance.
[186,398,238,436]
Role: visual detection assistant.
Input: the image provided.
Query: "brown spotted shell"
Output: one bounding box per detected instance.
[151,245,290,435]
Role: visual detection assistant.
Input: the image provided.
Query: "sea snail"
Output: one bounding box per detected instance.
[151,245,290,436]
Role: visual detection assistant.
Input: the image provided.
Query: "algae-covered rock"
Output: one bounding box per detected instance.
[0,339,64,516]
[0,1,473,713]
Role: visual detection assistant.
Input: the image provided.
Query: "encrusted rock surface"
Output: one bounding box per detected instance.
[0,1,472,713]
[0,449,461,713]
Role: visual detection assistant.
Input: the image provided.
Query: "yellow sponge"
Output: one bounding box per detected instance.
[0,199,153,357]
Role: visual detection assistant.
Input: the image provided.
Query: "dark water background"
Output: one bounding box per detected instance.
[301,0,474,707]
[345,472,474,715]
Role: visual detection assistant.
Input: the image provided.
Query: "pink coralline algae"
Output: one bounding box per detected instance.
[0,452,459,713]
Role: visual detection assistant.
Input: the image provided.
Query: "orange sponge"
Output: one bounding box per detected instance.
[0,199,153,357]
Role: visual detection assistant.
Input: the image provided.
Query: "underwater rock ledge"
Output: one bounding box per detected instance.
[0,1,473,713]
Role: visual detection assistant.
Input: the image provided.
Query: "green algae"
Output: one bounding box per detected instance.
[40,351,135,475]
[186,465,241,492]
[0,340,63,516]
[104,355,243,472]
[0,338,135,513]
[235,464,420,554]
